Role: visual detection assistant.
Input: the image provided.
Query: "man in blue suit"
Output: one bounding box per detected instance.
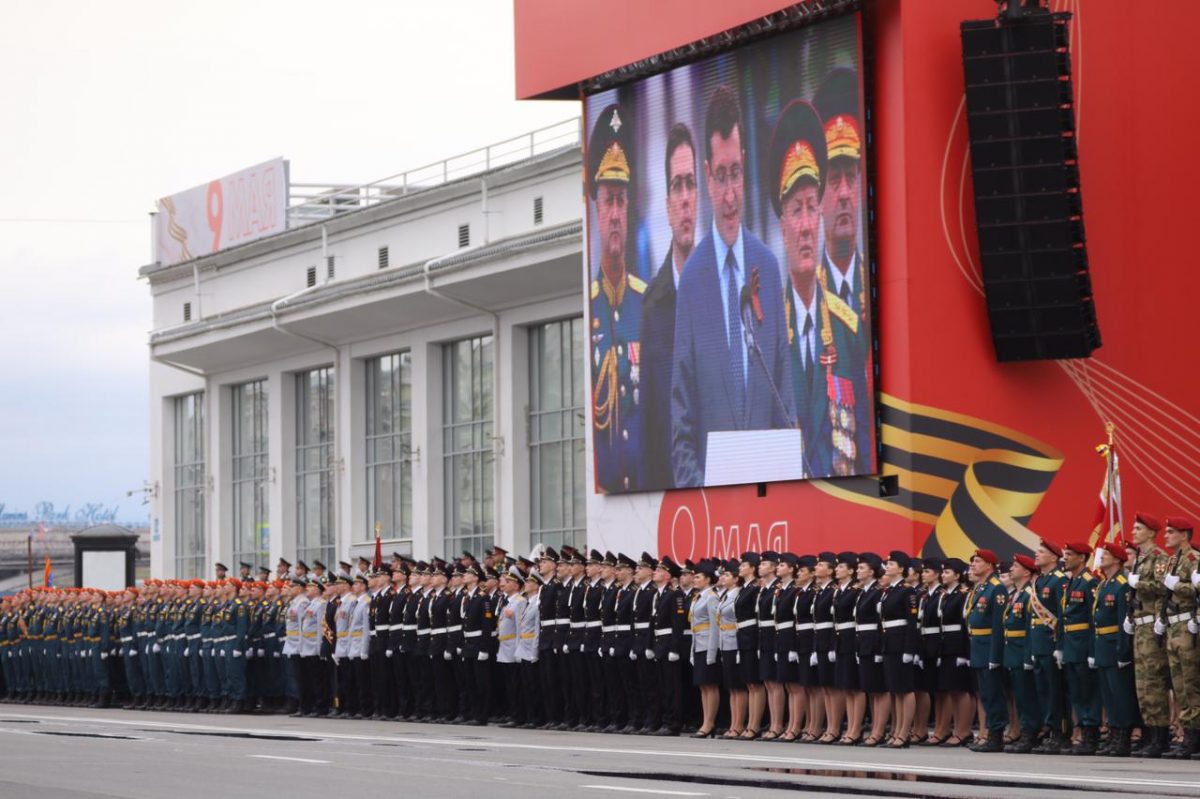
[670,85,796,488]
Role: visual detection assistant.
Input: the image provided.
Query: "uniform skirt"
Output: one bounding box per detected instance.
[795,655,816,687]
[882,653,915,693]
[938,657,973,693]
[693,656,720,687]
[720,650,745,691]
[917,657,939,693]
[758,647,778,683]
[816,651,836,687]
[857,655,887,694]
[776,652,799,683]
[834,652,859,690]
[738,648,761,685]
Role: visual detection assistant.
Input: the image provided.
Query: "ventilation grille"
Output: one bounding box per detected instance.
[378,245,389,270]
[306,266,317,287]
[534,196,544,226]
[458,223,470,248]
[182,302,191,322]
[326,255,335,280]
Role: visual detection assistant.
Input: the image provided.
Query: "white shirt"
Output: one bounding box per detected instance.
[791,285,819,370]
[827,250,859,305]
[712,220,748,384]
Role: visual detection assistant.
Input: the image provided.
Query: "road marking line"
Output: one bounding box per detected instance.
[581,787,708,797]
[9,712,1198,791]
[249,755,329,764]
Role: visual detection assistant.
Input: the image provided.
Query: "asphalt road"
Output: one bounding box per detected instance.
[0,707,1196,799]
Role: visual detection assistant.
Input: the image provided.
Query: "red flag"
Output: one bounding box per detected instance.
[372,520,383,570]
[43,556,53,588]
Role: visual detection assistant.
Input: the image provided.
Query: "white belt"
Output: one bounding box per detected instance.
[835,622,856,631]
[401,624,418,631]
[447,625,462,633]
[431,627,447,635]
[585,620,602,628]
[759,620,776,628]
[814,622,834,630]
[610,624,631,632]
[921,627,941,635]
[187,634,201,640]
[654,628,673,636]
[601,625,614,633]
[795,622,814,631]
[119,636,133,643]
[633,622,650,630]
[1167,612,1192,625]
[1133,615,1156,627]
[737,619,758,629]
[263,633,277,639]
[940,624,962,633]
[136,631,151,638]
[417,629,430,636]
[570,622,585,629]
[556,619,569,625]
[856,623,877,632]
[882,619,908,629]
[541,621,556,628]
[463,630,483,638]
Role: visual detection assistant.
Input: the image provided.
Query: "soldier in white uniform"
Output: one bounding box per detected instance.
[689,563,721,737]
[330,575,354,717]
[347,575,371,719]
[496,569,526,727]
[282,578,308,715]
[297,580,325,717]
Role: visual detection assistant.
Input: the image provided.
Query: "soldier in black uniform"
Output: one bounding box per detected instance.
[630,552,658,733]
[534,548,562,727]
[460,563,495,725]
[583,550,608,730]
[388,565,412,718]
[650,555,686,735]
[612,553,639,733]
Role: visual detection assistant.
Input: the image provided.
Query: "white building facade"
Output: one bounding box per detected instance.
[142,132,659,578]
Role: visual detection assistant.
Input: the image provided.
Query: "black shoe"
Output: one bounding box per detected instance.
[1032,729,1063,755]
[969,729,1004,753]
[1005,729,1037,754]
[1065,727,1099,756]
[1103,727,1131,757]
[1139,726,1167,759]
[651,726,678,737]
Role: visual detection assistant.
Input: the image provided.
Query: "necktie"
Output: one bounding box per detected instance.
[725,249,745,423]
[839,279,851,304]
[802,314,814,370]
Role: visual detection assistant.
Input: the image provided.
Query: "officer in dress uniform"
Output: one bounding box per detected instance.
[496,568,526,727]
[1028,540,1069,753]
[583,550,608,730]
[1060,541,1103,755]
[1092,541,1137,757]
[965,549,1008,752]
[297,579,325,716]
[588,103,646,493]
[515,570,542,726]
[649,555,686,736]
[461,563,495,725]
[1001,555,1038,753]
[1125,511,1172,757]
[347,575,371,718]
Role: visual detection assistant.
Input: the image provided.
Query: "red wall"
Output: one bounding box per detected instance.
[515,0,1200,559]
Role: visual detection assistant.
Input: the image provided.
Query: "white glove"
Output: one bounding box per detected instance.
[773,653,778,662]
[936,657,942,667]
[1023,662,1034,671]
[828,651,836,663]
[668,652,679,662]
[100,653,108,660]
[629,650,637,661]
[1053,650,1063,667]
[1188,619,1198,635]
[1127,574,1139,588]
[360,653,369,661]
[1122,619,1134,635]
[232,650,243,658]
[1165,575,1180,590]
[645,649,655,660]
[902,653,914,664]
[1154,619,1166,635]
[597,647,604,658]
[257,648,265,658]
[152,643,161,653]
[1117,660,1131,668]
[988,662,1000,670]
[689,650,694,666]
[855,654,860,665]
[442,649,452,661]
[183,648,190,657]
[477,652,489,662]
[456,647,462,656]
[735,651,740,665]
[386,650,393,658]
[1192,571,1200,586]
[916,657,924,669]
[1087,656,1095,669]
[809,652,818,666]
[333,655,341,665]
[562,645,569,654]
[130,649,137,658]
[608,647,615,657]
[219,649,226,657]
[874,654,883,663]
[706,653,717,666]
[245,649,254,659]
[273,652,281,659]
[788,651,799,664]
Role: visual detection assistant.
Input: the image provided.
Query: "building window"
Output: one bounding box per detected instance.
[231,380,269,570]
[365,352,412,542]
[529,318,586,550]
[296,367,336,567]
[173,393,206,579]
[443,335,493,557]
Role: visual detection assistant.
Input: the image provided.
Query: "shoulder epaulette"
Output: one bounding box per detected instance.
[988,576,1000,587]
[590,280,600,300]
[1082,572,1094,582]
[1116,574,1128,585]
[234,599,242,605]
[1053,570,1064,578]
[824,290,859,334]
[627,274,647,294]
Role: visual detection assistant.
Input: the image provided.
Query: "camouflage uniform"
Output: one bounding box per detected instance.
[1158,542,1198,758]
[1129,542,1170,727]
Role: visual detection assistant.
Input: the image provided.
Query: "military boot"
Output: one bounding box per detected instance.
[1103,727,1131,757]
[1006,728,1038,754]
[1163,728,1197,759]
[1032,727,1063,754]
[969,729,1004,753]
[1065,726,1099,755]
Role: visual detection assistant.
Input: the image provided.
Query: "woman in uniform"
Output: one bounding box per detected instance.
[913,558,944,744]
[689,563,720,738]
[735,554,763,739]
[716,559,745,739]
[853,552,887,746]
[879,552,918,748]
[934,557,973,746]
[770,553,800,740]
[831,552,862,744]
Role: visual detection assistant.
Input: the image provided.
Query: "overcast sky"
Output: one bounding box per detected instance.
[0,1,572,522]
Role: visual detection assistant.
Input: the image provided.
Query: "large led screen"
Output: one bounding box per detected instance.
[585,12,876,493]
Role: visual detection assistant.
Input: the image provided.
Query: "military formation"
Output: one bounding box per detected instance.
[2,514,1198,760]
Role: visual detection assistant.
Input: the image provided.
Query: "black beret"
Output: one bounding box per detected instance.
[817,551,838,567]
[887,551,912,570]
[943,557,968,574]
[760,550,780,564]
[797,555,817,571]
[740,552,761,568]
[238,562,252,570]
[858,552,882,569]
[312,560,326,570]
[921,558,943,573]
[779,552,800,569]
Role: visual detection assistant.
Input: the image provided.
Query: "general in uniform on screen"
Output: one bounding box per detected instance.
[585,12,876,494]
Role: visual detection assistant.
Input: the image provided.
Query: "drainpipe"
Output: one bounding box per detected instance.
[422,253,504,544]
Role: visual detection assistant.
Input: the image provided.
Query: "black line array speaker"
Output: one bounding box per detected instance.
[961,7,1100,362]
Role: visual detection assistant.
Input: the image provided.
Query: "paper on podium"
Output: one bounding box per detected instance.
[704,428,805,486]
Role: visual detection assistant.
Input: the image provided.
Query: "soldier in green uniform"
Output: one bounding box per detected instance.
[1124,511,1172,756]
[587,102,646,493]
[1060,541,1103,755]
[1029,539,1069,753]
[965,549,1008,752]
[1156,516,1199,759]
[1091,541,1136,756]
[1002,555,1039,752]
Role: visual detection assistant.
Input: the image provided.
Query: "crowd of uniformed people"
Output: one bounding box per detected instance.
[2,513,1198,760]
